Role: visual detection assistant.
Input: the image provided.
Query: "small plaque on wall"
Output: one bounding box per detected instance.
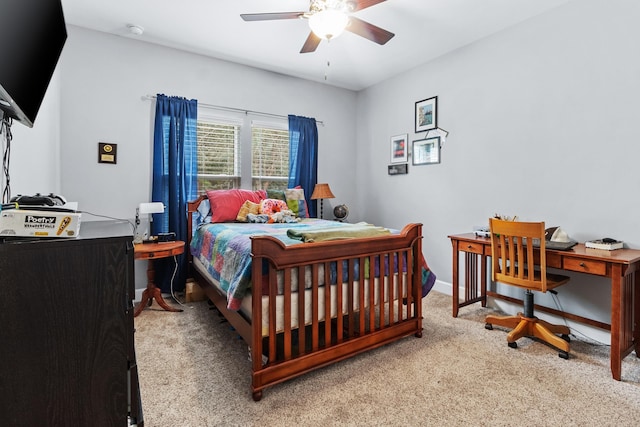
[388,163,408,175]
[98,142,117,164]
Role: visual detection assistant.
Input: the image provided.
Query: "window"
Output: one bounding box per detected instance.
[196,112,288,193]
[251,122,289,191]
[196,119,241,193]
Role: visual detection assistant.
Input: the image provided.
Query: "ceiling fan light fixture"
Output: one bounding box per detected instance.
[309,10,349,40]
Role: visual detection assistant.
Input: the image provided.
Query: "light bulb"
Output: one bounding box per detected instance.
[309,10,349,40]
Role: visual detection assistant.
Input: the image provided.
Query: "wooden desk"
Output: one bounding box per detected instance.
[134,240,185,317]
[449,233,640,381]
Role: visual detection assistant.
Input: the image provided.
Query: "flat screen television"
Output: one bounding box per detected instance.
[0,0,67,128]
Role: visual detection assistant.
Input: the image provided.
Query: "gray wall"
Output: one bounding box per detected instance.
[355,0,640,341]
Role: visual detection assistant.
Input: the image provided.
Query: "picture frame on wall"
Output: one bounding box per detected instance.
[390,133,408,163]
[412,136,441,165]
[98,142,117,164]
[388,163,408,175]
[415,96,437,133]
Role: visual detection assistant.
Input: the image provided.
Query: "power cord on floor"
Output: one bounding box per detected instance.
[550,291,609,347]
[169,254,194,309]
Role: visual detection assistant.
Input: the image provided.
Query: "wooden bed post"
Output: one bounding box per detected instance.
[413,224,423,338]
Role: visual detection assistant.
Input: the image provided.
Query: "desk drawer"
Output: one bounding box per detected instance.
[546,252,562,269]
[563,257,607,276]
[460,241,485,255]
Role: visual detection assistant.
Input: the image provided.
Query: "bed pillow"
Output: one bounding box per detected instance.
[196,199,211,224]
[236,200,261,222]
[285,188,309,218]
[266,189,287,201]
[260,198,289,215]
[206,189,266,223]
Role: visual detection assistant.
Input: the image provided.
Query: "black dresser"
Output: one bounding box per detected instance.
[0,220,143,426]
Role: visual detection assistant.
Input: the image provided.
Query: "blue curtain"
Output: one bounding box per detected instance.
[151,94,198,293]
[287,115,318,218]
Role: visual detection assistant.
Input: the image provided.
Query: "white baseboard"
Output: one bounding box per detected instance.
[134,288,144,303]
[432,279,452,296]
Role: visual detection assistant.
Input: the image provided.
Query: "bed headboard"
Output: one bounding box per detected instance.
[187,194,207,241]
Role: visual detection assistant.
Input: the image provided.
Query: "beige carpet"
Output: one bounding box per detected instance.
[134,291,640,426]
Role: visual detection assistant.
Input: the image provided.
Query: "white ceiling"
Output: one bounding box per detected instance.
[60,0,572,91]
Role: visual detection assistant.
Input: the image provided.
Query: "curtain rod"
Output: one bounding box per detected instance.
[142,95,324,126]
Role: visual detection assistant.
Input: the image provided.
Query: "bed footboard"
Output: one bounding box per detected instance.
[249,224,423,401]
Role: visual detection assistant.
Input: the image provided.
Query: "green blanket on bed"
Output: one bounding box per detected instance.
[286,222,391,243]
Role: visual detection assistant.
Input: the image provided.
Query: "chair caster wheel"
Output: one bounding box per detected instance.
[559,351,569,359]
[561,334,570,342]
[508,341,517,349]
[485,323,493,330]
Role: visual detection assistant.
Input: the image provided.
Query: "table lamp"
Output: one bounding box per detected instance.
[310,183,335,219]
[134,202,164,243]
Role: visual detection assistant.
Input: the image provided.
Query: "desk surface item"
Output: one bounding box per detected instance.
[449,233,640,382]
[585,239,624,250]
[134,240,185,317]
[535,239,578,251]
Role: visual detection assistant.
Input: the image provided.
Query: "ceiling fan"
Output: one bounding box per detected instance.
[240,0,394,53]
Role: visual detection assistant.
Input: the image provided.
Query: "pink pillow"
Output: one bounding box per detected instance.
[206,189,266,223]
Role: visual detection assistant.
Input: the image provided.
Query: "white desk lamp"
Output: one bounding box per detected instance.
[134,202,164,243]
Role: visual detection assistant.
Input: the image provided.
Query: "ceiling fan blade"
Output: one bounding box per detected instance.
[300,32,322,53]
[352,0,387,12]
[240,12,305,21]
[346,16,394,45]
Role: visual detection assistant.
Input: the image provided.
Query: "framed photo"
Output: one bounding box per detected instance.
[388,163,408,175]
[390,134,408,163]
[415,96,437,133]
[412,136,441,165]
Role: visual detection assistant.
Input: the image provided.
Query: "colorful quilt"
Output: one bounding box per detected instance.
[190,219,436,310]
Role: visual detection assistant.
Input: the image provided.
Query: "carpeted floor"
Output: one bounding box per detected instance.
[134,291,640,426]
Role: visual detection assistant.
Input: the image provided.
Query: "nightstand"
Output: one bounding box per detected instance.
[134,240,185,317]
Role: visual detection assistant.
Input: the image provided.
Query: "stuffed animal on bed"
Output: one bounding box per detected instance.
[247,209,299,223]
[247,198,299,223]
[268,209,299,223]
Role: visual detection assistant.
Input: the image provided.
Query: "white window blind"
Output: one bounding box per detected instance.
[196,118,241,192]
[251,120,289,191]
[195,111,289,193]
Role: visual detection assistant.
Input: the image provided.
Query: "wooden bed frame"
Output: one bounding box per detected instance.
[187,195,424,401]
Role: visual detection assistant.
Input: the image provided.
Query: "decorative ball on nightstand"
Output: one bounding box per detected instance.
[333,204,349,221]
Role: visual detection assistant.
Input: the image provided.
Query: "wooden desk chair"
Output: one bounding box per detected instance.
[484,218,571,359]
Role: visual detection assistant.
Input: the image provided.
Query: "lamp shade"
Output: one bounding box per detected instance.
[311,183,335,200]
[138,202,164,214]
